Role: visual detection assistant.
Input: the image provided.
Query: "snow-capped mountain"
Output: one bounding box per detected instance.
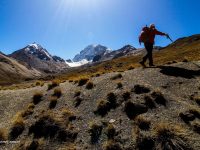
[94,45,138,62]
[73,44,111,62]
[9,43,69,73]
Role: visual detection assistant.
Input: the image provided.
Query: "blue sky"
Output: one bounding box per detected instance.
[0,0,200,59]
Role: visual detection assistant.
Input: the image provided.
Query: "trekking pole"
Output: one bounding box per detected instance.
[166,34,173,42]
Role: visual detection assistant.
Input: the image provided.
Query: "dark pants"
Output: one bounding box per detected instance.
[142,42,154,65]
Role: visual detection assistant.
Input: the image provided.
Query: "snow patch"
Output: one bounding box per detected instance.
[65,59,90,67]
[29,43,39,49]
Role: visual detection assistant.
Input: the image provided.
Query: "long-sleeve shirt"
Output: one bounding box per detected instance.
[148,29,166,44]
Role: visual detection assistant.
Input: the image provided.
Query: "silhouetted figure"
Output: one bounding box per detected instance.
[139,24,168,67]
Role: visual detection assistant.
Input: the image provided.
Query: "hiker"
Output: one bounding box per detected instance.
[139,24,168,67]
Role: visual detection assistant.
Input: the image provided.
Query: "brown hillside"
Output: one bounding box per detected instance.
[0,54,42,85]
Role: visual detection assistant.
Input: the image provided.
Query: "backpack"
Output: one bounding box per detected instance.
[139,26,150,43]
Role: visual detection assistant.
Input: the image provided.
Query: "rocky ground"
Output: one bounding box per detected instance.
[0,61,200,150]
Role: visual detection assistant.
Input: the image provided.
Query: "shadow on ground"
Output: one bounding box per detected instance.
[159,66,200,79]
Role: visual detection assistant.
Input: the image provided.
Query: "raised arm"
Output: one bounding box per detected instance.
[154,29,166,36]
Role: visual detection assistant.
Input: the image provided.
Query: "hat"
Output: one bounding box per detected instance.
[150,24,155,28]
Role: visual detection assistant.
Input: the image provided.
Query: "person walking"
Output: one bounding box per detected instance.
[139,24,168,67]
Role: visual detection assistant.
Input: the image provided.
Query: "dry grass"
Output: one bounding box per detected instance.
[107,92,118,109]
[194,97,200,106]
[21,107,34,118]
[78,78,89,86]
[144,95,156,109]
[9,115,25,140]
[33,92,43,105]
[151,90,167,106]
[105,124,116,139]
[135,116,151,130]
[86,81,94,89]
[111,73,122,80]
[28,113,78,142]
[154,123,191,150]
[74,97,83,107]
[47,80,60,90]
[35,81,44,87]
[132,84,150,94]
[94,100,110,117]
[136,135,155,150]
[0,128,7,141]
[24,139,44,150]
[116,82,123,89]
[74,91,81,97]
[53,88,62,98]
[122,91,131,101]
[88,121,103,144]
[62,109,76,122]
[49,96,58,109]
[124,101,148,119]
[103,140,122,150]
[28,103,35,109]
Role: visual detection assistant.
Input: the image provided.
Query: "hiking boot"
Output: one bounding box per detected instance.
[139,61,146,68]
[149,64,155,67]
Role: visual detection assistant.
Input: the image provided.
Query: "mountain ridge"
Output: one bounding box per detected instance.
[9,43,69,73]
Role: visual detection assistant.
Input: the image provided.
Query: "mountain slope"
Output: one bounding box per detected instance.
[9,43,69,73]
[55,34,200,81]
[0,53,42,85]
[73,44,111,62]
[98,45,138,62]
[0,61,200,149]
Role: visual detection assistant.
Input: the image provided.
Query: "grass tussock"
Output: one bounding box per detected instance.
[74,97,83,107]
[53,88,62,98]
[189,109,200,119]
[122,91,131,101]
[21,106,34,118]
[103,140,122,150]
[192,122,200,134]
[78,78,89,86]
[47,80,59,90]
[111,73,122,80]
[94,100,110,117]
[49,96,58,109]
[35,81,44,87]
[128,66,135,70]
[107,92,118,109]
[62,109,76,122]
[74,91,81,97]
[154,123,191,150]
[135,116,151,130]
[86,81,94,89]
[33,92,43,105]
[132,84,150,94]
[28,103,35,109]
[136,135,155,150]
[9,116,25,140]
[194,97,200,106]
[179,111,196,123]
[0,128,7,142]
[88,121,103,144]
[151,90,167,106]
[116,82,123,89]
[124,101,148,119]
[105,124,116,140]
[144,95,156,109]
[29,114,78,142]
